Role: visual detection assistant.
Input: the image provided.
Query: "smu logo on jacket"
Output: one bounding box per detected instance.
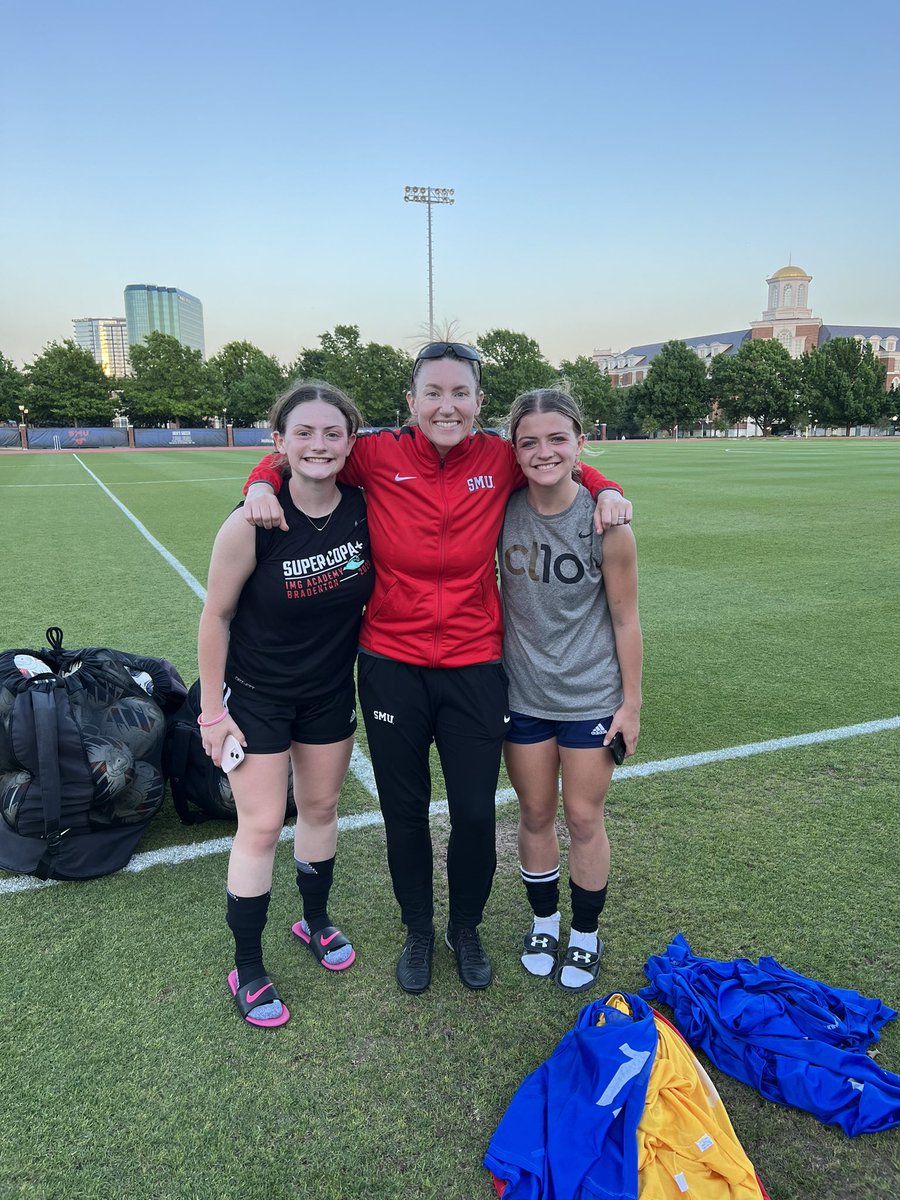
[466,474,495,492]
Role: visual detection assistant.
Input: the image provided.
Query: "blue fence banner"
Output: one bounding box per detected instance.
[0,427,21,448]
[233,428,277,447]
[133,428,226,448]
[27,428,129,449]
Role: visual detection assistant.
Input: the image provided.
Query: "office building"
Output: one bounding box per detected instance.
[124,285,206,357]
[72,317,131,377]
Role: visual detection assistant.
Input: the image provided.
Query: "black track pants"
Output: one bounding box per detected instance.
[358,654,508,932]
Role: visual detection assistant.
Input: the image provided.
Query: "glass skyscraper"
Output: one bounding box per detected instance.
[124,285,206,357]
[73,317,131,377]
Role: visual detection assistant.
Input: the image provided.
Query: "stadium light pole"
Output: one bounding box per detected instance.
[404,185,455,340]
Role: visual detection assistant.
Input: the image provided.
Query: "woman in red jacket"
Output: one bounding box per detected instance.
[242,342,631,994]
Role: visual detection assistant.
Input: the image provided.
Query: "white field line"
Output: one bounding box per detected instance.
[350,744,379,799]
[2,715,897,896]
[73,455,208,601]
[605,716,900,778]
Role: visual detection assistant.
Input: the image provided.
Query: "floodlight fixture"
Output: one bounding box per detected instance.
[403,184,456,340]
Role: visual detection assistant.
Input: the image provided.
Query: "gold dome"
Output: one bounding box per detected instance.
[771,264,809,280]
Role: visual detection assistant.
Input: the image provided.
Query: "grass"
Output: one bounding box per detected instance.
[0,438,898,1200]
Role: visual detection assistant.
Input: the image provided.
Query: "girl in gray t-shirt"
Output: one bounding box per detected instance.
[499,389,643,993]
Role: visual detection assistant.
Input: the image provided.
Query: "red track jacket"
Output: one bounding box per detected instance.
[245,428,621,669]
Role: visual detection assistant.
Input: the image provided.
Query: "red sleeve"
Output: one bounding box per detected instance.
[243,453,286,496]
[333,436,370,487]
[579,461,622,498]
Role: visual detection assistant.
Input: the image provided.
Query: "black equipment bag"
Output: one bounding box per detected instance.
[0,627,187,880]
[163,680,296,824]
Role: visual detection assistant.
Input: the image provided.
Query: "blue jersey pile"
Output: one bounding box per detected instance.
[641,933,900,1136]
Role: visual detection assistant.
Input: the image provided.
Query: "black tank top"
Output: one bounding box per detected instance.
[227,484,373,701]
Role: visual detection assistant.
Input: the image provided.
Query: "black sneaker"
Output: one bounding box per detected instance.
[396,929,435,994]
[445,925,493,990]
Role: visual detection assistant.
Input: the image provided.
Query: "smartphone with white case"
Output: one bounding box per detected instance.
[221,734,245,774]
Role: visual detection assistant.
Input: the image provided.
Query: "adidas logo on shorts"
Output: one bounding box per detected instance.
[590,722,608,737]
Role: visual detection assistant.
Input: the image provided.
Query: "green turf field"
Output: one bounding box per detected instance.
[1,438,898,1200]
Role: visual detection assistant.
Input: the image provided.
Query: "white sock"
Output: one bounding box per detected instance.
[521,911,560,977]
[559,928,601,990]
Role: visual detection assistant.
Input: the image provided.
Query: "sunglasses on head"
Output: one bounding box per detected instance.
[412,342,482,384]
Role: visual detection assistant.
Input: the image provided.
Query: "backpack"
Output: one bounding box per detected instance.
[163,680,297,824]
[0,627,187,880]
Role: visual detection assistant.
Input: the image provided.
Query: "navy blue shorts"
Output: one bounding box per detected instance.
[505,711,616,750]
[226,676,358,754]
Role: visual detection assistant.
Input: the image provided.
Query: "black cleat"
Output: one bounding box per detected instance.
[445,925,493,990]
[396,930,435,994]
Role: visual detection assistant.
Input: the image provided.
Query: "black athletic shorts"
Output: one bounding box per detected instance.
[225,676,358,754]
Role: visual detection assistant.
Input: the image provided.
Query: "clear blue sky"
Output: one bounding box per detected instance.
[3,0,897,369]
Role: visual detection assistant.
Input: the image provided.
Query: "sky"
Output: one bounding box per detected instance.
[2,0,898,370]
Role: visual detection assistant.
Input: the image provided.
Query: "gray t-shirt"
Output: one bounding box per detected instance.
[499,486,623,720]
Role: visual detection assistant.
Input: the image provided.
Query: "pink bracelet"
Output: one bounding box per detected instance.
[197,708,228,728]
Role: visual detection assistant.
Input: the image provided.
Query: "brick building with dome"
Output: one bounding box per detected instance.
[593,265,900,396]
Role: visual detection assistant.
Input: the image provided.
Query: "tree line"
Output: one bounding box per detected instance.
[635,336,893,437]
[1,326,894,436]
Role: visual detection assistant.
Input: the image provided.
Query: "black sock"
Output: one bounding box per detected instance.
[570,879,608,934]
[520,864,560,918]
[226,889,270,983]
[295,855,336,936]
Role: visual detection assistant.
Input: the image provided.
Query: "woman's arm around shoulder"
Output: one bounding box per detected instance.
[244,452,285,494]
[579,462,633,533]
[242,453,290,531]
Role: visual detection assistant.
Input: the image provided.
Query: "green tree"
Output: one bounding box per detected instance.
[709,339,802,435]
[124,332,217,426]
[24,341,115,426]
[557,356,614,432]
[801,337,889,435]
[476,329,557,424]
[207,341,286,426]
[615,380,649,439]
[638,340,709,434]
[0,353,25,422]
[292,325,412,427]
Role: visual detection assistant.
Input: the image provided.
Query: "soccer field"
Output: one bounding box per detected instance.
[1,438,898,1199]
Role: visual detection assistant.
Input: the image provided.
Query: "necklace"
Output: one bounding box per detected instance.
[297,499,338,533]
